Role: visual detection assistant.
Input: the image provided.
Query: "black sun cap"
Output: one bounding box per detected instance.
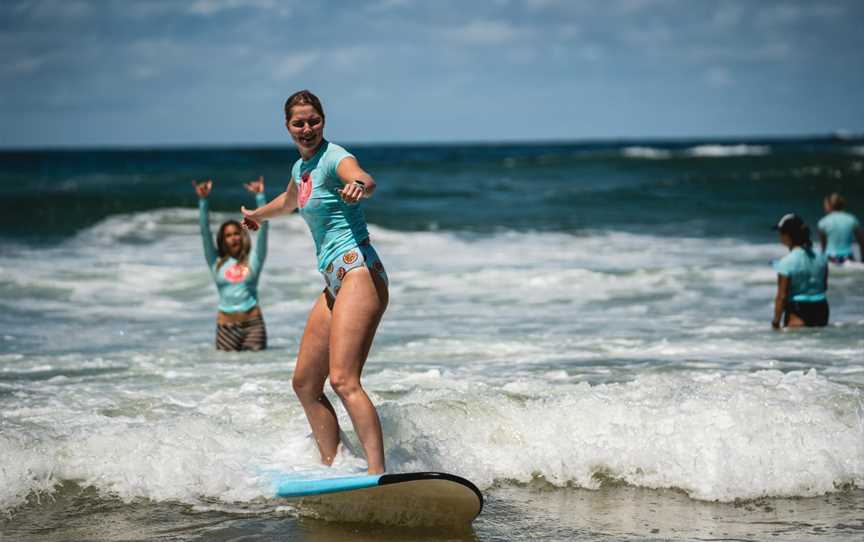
[772,213,805,233]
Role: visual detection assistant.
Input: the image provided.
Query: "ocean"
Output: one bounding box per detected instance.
[1,137,863,541]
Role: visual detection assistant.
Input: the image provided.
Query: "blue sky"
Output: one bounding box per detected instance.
[2,0,863,147]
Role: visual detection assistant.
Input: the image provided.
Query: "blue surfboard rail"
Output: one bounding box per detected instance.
[275,474,382,498]
[274,471,484,514]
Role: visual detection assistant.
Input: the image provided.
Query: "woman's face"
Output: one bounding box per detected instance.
[223,224,244,256]
[779,232,793,248]
[823,198,832,214]
[287,105,324,156]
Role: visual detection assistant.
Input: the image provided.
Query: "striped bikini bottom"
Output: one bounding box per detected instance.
[216,317,267,351]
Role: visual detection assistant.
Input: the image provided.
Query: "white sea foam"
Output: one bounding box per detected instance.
[685,144,771,157]
[1,368,860,509]
[381,370,864,501]
[619,144,772,159]
[621,146,672,159]
[2,211,863,511]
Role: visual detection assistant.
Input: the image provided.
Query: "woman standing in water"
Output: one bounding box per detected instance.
[818,193,863,264]
[194,177,269,351]
[771,213,829,329]
[240,90,389,474]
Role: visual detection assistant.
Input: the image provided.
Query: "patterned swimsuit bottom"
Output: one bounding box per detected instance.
[216,317,267,351]
[322,239,389,297]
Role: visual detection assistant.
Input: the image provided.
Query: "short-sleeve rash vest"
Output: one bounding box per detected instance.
[773,247,828,302]
[291,141,370,271]
[818,211,859,257]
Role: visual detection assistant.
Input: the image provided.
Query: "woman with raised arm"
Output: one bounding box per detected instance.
[194,177,269,351]
[241,90,389,474]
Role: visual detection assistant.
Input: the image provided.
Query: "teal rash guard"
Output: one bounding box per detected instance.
[773,247,828,302]
[199,193,268,313]
[818,211,860,258]
[292,141,370,272]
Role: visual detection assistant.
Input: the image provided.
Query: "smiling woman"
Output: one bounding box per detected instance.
[194,177,269,351]
[240,89,389,474]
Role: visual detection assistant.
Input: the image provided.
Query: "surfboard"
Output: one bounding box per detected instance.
[274,471,483,529]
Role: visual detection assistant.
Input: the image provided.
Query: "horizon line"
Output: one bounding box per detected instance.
[0,131,861,153]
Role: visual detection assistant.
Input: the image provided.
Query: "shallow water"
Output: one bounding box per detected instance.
[2,140,863,540]
[4,483,863,541]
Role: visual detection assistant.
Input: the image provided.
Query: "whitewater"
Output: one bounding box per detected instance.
[2,211,862,527]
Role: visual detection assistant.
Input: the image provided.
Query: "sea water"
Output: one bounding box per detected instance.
[1,138,863,540]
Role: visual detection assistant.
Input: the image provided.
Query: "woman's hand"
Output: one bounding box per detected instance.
[193,179,213,198]
[244,176,265,194]
[339,181,366,204]
[240,206,261,231]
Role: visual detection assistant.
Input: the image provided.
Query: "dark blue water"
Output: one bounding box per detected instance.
[5,136,863,244]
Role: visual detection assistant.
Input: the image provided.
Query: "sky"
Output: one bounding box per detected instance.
[1,0,863,148]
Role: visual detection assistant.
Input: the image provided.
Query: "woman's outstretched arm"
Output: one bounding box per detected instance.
[241,178,298,229]
[335,157,376,203]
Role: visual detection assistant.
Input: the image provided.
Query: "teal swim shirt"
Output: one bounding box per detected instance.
[773,247,828,302]
[199,192,268,313]
[817,211,859,257]
[291,141,369,271]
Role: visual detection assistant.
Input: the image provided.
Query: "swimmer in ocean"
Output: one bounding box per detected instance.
[194,177,269,351]
[771,213,829,329]
[817,192,863,264]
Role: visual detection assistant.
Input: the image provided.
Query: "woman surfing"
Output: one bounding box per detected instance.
[240,90,389,474]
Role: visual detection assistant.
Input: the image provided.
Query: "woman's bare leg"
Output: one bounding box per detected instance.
[293,292,340,465]
[329,267,388,474]
[786,313,806,327]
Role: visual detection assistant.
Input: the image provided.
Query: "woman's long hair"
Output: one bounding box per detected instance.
[788,222,814,253]
[216,220,251,270]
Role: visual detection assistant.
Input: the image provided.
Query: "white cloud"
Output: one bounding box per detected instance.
[711,4,744,28]
[273,51,321,79]
[756,3,844,27]
[523,0,563,9]
[558,24,581,40]
[329,46,376,71]
[187,0,287,16]
[270,46,376,80]
[129,38,187,59]
[365,0,414,12]
[575,44,603,63]
[684,41,791,64]
[446,20,530,44]
[704,66,733,88]
[2,54,54,76]
[613,0,676,15]
[131,66,159,80]
[17,0,91,19]
[620,23,673,46]
[507,48,538,64]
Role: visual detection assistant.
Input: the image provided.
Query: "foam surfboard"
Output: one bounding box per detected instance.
[274,471,483,529]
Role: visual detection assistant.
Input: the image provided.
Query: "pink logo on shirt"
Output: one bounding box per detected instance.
[224,264,249,283]
[298,171,312,208]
